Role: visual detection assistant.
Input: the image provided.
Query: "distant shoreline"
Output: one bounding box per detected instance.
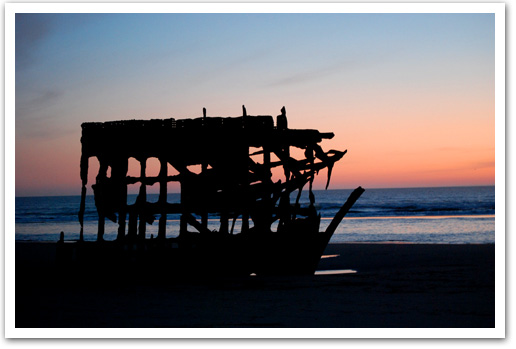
[14,184,495,198]
[14,186,496,244]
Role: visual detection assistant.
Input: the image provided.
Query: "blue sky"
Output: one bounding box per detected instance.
[15,12,496,196]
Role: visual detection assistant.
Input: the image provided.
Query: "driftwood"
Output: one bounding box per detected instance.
[67,106,364,276]
[323,186,365,245]
[79,106,347,242]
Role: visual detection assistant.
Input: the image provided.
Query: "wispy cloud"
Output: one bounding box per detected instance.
[420,160,495,174]
[15,111,76,141]
[436,146,495,153]
[471,161,495,170]
[15,87,73,140]
[268,62,346,88]
[16,88,62,118]
[266,55,372,88]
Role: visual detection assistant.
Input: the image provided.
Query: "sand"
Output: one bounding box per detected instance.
[14,242,495,328]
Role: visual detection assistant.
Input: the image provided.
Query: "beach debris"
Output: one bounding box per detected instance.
[71,106,363,275]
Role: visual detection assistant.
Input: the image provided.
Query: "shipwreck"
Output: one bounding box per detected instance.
[58,106,364,276]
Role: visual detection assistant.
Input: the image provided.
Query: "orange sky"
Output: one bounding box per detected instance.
[14,13,496,196]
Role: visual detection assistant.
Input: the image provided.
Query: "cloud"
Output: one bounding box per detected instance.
[15,87,73,141]
[267,58,365,88]
[16,88,62,118]
[268,64,341,88]
[420,160,494,174]
[15,110,76,141]
[437,146,495,153]
[471,161,495,170]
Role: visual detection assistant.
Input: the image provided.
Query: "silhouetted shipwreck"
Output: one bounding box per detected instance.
[58,106,364,277]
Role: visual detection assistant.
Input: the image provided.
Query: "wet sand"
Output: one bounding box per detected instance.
[14,242,495,328]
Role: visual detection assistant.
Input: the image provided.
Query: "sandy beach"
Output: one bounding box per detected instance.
[15,241,495,328]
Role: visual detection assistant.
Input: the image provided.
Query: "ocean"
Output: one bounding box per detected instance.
[14,186,495,244]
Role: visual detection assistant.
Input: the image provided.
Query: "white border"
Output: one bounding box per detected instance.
[4,2,506,339]
[5,2,507,14]
[4,0,17,342]
[493,0,507,341]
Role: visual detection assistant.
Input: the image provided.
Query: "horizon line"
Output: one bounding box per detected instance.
[15,184,495,198]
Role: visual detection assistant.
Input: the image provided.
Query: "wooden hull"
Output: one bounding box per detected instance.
[56,231,330,277]
[56,187,364,278]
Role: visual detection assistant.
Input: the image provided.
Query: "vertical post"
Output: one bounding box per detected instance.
[79,154,88,242]
[180,180,187,237]
[116,158,128,241]
[201,107,208,230]
[263,146,272,231]
[263,147,271,171]
[98,215,106,241]
[138,158,147,239]
[241,105,249,233]
[278,107,290,181]
[220,212,229,234]
[79,185,87,241]
[158,157,167,239]
[128,210,138,238]
[96,159,109,242]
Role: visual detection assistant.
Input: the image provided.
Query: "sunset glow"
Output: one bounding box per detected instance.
[14,11,495,196]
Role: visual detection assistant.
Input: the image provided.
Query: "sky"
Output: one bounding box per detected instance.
[14,12,495,196]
